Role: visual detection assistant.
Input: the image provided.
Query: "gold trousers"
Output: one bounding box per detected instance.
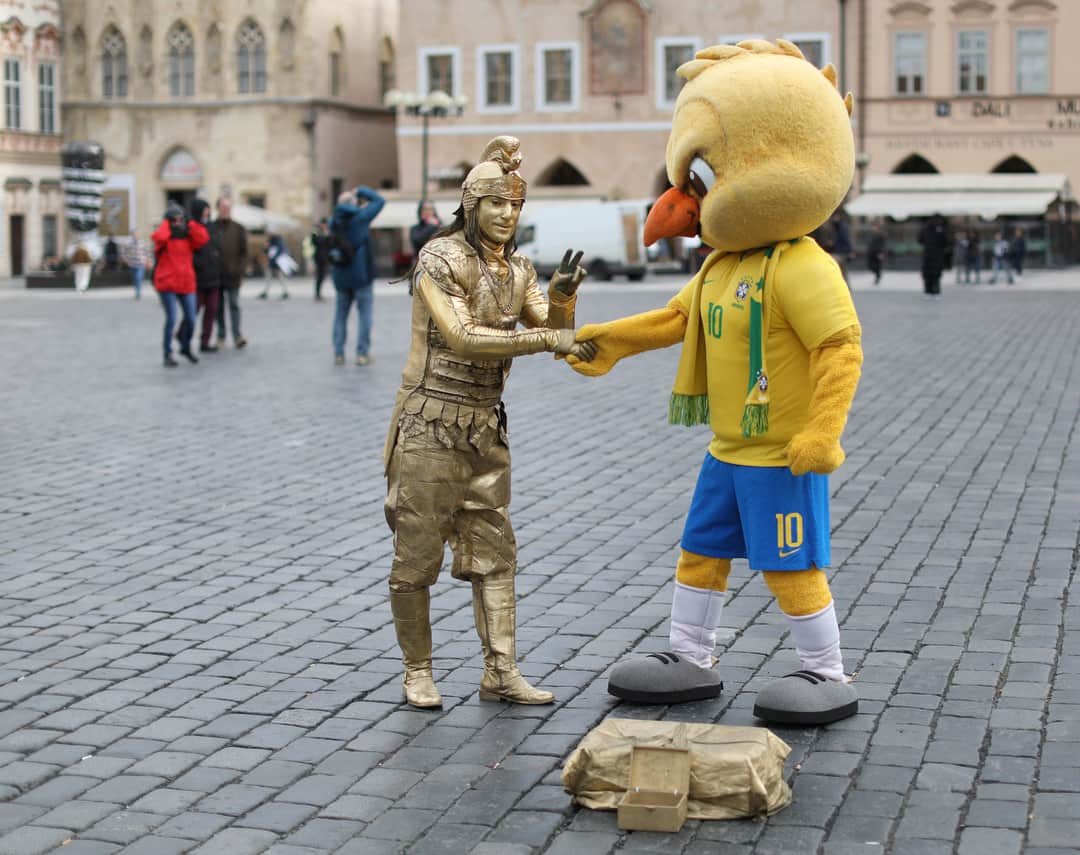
[386,413,515,593]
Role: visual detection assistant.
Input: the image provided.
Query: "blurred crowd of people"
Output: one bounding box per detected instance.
[129,184,390,368]
[151,196,249,366]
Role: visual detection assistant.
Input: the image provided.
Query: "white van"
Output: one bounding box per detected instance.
[516,200,648,281]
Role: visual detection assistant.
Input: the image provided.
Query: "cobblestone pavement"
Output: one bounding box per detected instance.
[1,273,1078,855]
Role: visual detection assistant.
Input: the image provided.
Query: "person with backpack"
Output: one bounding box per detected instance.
[329,186,385,365]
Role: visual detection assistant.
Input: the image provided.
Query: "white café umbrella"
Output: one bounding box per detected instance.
[228,203,300,232]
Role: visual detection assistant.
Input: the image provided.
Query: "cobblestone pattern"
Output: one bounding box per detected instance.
[0,283,1078,854]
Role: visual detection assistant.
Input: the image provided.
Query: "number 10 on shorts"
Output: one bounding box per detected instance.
[775,512,804,550]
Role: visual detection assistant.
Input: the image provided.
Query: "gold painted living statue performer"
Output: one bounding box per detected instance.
[384,136,594,709]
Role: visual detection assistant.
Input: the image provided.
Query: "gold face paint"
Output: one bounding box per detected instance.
[477,196,522,247]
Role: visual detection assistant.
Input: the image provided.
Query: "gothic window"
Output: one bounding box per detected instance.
[168,22,195,97]
[237,19,266,93]
[101,26,128,98]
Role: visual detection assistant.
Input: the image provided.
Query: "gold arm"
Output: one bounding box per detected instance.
[419,273,561,359]
[518,267,577,330]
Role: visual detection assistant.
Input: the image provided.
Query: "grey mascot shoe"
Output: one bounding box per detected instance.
[753,671,858,725]
[608,652,723,704]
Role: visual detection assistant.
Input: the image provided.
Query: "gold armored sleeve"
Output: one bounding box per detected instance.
[418,273,565,359]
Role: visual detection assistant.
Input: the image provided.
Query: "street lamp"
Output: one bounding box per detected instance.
[384,89,468,201]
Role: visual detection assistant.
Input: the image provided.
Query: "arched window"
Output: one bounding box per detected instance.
[167,22,195,96]
[535,158,590,186]
[236,20,266,93]
[991,155,1037,174]
[329,27,344,96]
[892,153,938,174]
[101,26,128,98]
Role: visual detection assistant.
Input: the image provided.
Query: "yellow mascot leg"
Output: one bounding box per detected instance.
[670,550,730,668]
[762,569,846,681]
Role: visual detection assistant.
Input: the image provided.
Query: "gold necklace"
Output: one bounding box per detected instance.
[478,256,515,314]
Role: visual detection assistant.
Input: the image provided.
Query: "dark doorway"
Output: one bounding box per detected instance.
[892,154,939,174]
[9,215,24,275]
[991,155,1037,174]
[534,158,590,186]
[165,189,196,215]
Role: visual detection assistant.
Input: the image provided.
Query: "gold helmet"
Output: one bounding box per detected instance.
[461,136,527,212]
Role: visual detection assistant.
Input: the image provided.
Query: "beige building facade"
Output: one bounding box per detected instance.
[392,0,849,208]
[0,1,63,277]
[859,0,1076,182]
[394,0,1076,263]
[61,0,398,247]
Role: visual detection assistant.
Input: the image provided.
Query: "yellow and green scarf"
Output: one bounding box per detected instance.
[669,239,798,437]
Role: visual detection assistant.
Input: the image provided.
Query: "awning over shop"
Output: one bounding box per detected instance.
[846,173,1074,221]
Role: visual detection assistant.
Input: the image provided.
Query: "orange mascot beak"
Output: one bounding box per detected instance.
[644,186,700,246]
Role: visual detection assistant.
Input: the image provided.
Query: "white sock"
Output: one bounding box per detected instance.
[784,601,846,682]
[669,582,725,669]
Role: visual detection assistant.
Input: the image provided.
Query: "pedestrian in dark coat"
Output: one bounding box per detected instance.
[191,199,223,352]
[1009,227,1027,278]
[211,197,248,348]
[866,223,885,285]
[917,215,951,299]
[409,200,442,257]
[311,219,332,301]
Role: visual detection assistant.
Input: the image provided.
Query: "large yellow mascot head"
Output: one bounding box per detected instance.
[644,40,855,253]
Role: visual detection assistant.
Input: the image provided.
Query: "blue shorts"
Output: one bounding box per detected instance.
[681,454,830,571]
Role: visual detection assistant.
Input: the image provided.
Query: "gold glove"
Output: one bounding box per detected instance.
[566,304,688,377]
[786,327,863,476]
[549,249,587,297]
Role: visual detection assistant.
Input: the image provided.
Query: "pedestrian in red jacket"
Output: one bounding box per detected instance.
[153,202,209,367]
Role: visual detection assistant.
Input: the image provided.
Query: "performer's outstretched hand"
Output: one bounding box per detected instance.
[550,249,587,296]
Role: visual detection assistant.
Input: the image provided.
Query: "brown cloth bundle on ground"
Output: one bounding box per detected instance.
[562,719,792,820]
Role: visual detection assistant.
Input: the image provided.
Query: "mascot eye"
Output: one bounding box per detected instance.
[688,157,716,198]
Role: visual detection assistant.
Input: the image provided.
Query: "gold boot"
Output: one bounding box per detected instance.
[472,577,554,704]
[390,589,442,709]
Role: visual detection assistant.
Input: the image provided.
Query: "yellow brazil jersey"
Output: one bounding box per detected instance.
[672,239,859,467]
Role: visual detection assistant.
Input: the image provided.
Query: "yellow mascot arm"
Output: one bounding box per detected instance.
[787,325,863,476]
[566,301,688,377]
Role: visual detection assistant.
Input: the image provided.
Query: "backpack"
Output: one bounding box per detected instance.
[328,219,356,268]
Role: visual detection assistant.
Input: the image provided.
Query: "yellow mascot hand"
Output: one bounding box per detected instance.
[566,305,688,377]
[787,432,846,476]
[785,331,863,476]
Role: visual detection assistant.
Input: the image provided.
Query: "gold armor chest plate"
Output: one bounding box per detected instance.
[421,248,528,408]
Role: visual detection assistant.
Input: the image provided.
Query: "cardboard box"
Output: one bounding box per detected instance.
[617,745,691,832]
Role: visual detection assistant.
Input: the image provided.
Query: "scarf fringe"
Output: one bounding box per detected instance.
[669,393,711,427]
[740,403,770,438]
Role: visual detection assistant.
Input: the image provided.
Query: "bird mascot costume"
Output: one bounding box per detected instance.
[567,40,863,725]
